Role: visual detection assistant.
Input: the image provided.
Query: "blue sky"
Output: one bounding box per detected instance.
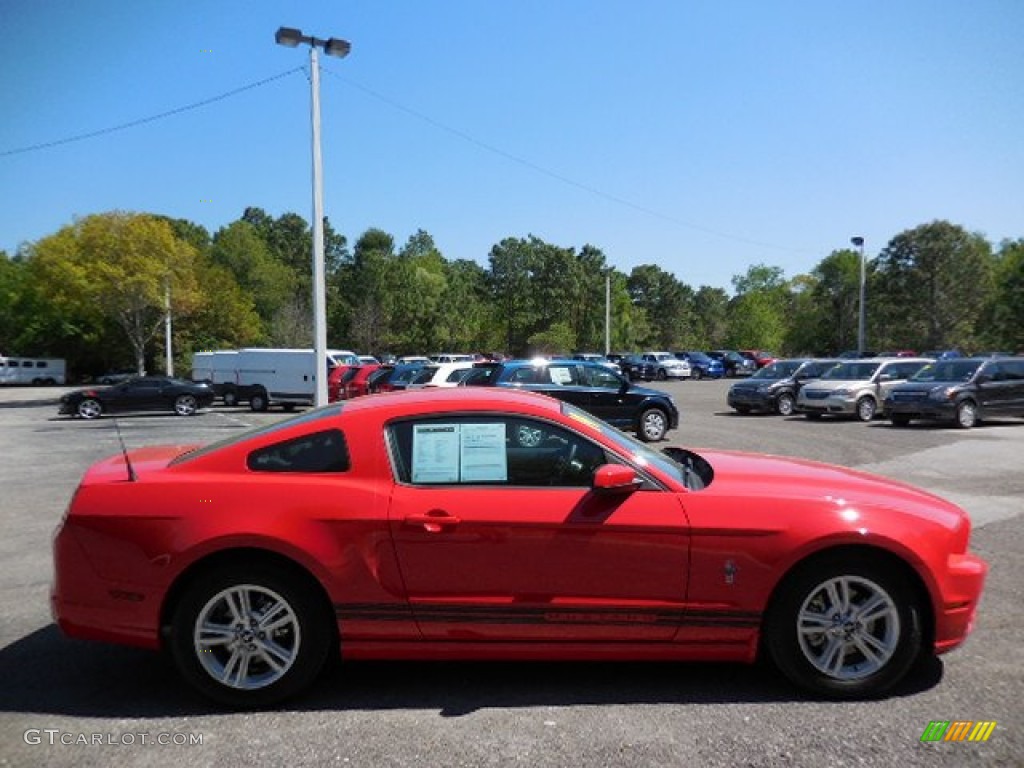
[2,0,1022,292]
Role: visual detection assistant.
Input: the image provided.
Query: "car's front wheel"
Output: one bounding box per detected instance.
[77,398,102,419]
[637,408,668,442]
[776,393,795,417]
[170,565,333,708]
[175,394,198,417]
[765,555,922,699]
[855,396,876,422]
[955,400,978,429]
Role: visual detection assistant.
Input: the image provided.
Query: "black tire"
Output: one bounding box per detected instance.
[77,398,103,419]
[656,369,667,381]
[169,564,333,708]
[890,415,911,428]
[222,389,238,407]
[637,407,668,442]
[955,400,978,429]
[693,368,703,381]
[764,554,923,699]
[776,393,795,417]
[855,396,876,422]
[174,394,198,417]
[250,390,269,412]
[282,404,297,413]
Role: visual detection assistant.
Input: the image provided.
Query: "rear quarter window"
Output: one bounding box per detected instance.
[246,429,350,473]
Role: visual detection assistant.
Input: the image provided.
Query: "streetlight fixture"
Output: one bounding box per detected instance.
[851,236,866,356]
[275,26,351,406]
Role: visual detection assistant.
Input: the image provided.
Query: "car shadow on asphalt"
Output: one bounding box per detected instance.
[0,625,944,718]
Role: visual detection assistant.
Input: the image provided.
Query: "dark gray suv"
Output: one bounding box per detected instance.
[882,356,1024,428]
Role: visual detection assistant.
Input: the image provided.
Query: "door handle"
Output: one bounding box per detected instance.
[404,510,461,533]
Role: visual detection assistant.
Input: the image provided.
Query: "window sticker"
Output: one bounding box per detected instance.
[412,424,461,483]
[460,423,508,482]
[549,366,574,385]
[410,422,510,483]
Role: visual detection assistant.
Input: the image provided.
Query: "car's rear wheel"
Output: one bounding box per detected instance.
[170,565,333,708]
[222,389,238,407]
[692,368,703,381]
[765,555,922,699]
[175,394,198,417]
[637,408,668,442]
[856,396,876,422]
[955,400,978,429]
[77,398,102,419]
[656,369,667,381]
[775,393,795,416]
[250,390,269,412]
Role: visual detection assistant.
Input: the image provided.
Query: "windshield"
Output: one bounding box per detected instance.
[170,404,344,465]
[752,360,802,379]
[559,401,688,485]
[911,360,982,383]
[821,361,880,381]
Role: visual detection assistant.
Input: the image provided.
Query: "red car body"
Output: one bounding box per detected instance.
[342,363,381,400]
[326,364,361,403]
[51,388,986,707]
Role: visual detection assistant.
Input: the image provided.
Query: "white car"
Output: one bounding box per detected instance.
[406,362,477,389]
[641,351,692,381]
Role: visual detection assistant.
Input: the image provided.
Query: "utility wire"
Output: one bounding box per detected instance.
[0,67,305,158]
[320,66,816,255]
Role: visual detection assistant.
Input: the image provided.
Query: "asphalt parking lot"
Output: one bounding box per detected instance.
[0,380,1021,767]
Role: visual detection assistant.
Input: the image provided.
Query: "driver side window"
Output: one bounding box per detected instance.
[387,416,609,488]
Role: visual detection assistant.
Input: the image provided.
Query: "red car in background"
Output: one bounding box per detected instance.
[342,364,381,400]
[741,350,776,369]
[327,365,361,403]
[51,388,986,708]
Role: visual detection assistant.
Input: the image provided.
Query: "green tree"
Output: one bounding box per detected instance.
[210,220,297,328]
[984,239,1024,352]
[873,221,994,350]
[690,286,730,348]
[627,264,693,348]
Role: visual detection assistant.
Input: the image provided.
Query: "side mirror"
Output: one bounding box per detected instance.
[593,464,642,493]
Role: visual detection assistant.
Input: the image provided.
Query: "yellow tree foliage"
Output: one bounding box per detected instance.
[30,211,201,374]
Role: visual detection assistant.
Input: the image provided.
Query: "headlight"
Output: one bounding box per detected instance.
[757,384,772,392]
[929,386,956,401]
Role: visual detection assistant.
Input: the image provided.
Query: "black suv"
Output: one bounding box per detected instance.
[883,356,1024,428]
[727,358,840,416]
[462,359,680,441]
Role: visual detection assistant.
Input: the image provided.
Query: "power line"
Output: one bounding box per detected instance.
[0,67,305,158]
[320,66,817,256]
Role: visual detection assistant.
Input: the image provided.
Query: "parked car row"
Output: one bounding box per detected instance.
[726,355,1024,429]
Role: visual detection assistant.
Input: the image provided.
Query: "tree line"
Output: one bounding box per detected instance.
[0,209,1021,379]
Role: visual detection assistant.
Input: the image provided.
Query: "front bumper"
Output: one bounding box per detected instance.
[728,388,775,410]
[933,552,988,654]
[796,393,857,415]
[883,399,957,422]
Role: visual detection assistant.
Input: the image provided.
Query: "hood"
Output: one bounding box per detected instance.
[694,448,964,529]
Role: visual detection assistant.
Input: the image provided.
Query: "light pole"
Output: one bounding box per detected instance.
[851,236,866,356]
[275,27,351,406]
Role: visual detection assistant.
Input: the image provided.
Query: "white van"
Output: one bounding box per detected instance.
[0,356,67,385]
[234,348,358,411]
[190,350,243,405]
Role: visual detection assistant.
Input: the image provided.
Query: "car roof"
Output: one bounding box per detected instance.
[340,386,565,416]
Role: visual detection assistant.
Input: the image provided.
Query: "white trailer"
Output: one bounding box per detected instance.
[0,355,67,385]
[234,348,358,411]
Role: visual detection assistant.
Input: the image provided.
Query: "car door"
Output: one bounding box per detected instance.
[385,414,690,642]
[583,364,636,428]
[108,379,161,412]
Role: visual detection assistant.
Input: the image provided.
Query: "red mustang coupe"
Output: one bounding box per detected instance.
[51,389,987,707]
